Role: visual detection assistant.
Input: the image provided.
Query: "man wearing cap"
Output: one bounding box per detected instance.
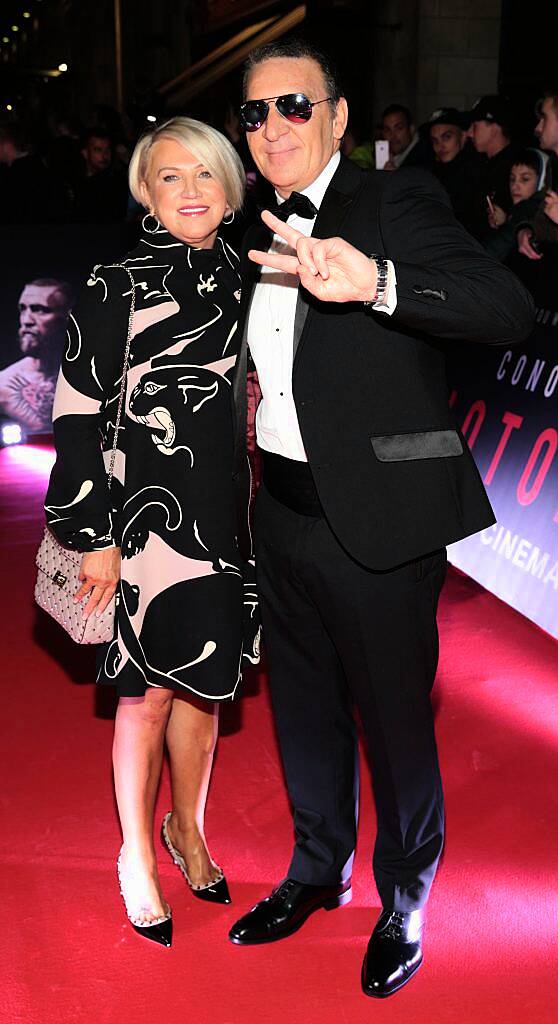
[467,95,518,235]
[423,108,485,238]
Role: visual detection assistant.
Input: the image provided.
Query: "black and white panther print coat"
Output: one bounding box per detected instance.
[45,224,260,699]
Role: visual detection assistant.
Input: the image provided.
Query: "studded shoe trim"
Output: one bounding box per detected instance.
[116,849,172,928]
[161,812,224,892]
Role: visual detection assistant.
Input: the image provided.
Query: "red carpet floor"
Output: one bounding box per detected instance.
[2,443,557,1024]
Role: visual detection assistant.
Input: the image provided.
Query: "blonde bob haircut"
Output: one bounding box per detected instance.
[129,116,246,213]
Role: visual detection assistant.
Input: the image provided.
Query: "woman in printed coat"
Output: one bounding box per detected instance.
[45,118,259,947]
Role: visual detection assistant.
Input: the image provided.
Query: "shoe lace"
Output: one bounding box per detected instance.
[381,911,405,941]
[270,878,299,903]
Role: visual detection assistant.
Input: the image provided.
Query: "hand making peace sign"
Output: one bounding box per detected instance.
[249,210,379,304]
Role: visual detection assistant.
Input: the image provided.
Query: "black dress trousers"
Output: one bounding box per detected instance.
[255,482,447,913]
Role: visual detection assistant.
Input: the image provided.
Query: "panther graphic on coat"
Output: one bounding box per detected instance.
[123,363,240,572]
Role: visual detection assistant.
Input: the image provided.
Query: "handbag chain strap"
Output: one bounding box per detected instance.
[106,264,136,491]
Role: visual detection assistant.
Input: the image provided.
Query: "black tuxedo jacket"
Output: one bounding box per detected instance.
[232,156,535,570]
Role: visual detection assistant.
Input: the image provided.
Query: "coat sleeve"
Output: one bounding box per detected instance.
[44,264,131,551]
[376,167,535,345]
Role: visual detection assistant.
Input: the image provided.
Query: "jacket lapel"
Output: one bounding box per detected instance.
[293,156,362,363]
[233,156,363,458]
[232,219,271,468]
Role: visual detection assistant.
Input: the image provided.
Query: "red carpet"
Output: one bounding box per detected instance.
[2,443,557,1024]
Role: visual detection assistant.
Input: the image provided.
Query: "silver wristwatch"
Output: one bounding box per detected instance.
[363,254,389,305]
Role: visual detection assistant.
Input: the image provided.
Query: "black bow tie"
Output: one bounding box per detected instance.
[270,191,318,222]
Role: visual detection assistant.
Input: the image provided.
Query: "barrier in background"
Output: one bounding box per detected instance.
[447,320,558,639]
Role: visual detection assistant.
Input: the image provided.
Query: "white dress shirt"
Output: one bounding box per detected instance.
[393,133,419,168]
[247,151,397,462]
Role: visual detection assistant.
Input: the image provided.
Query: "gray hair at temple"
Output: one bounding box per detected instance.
[128,116,246,212]
[242,38,344,109]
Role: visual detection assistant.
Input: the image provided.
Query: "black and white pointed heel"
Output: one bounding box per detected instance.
[116,849,173,947]
[161,812,231,905]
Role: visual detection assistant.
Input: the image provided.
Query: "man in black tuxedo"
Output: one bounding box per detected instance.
[228,40,534,997]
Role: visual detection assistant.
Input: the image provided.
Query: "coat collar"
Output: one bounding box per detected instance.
[137,225,232,265]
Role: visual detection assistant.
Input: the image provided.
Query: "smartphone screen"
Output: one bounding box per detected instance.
[375,140,390,170]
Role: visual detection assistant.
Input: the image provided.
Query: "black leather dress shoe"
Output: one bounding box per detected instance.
[228,878,352,945]
[361,908,424,998]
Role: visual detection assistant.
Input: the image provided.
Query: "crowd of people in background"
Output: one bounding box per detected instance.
[0,110,131,225]
[1,88,558,301]
[345,90,558,307]
[348,92,558,255]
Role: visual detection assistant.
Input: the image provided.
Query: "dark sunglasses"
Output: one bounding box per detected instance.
[239,93,332,132]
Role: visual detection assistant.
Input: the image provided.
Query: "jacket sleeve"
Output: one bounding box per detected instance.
[44,264,131,551]
[482,219,516,262]
[376,168,535,345]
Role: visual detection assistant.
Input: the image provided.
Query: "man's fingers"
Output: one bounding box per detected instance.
[295,237,318,276]
[297,266,324,292]
[312,240,330,280]
[248,249,299,274]
[260,209,302,246]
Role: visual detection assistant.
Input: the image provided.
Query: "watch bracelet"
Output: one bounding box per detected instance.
[364,253,389,305]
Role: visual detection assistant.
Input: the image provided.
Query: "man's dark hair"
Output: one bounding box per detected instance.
[82,128,112,148]
[381,104,414,126]
[242,37,343,107]
[511,148,543,175]
[25,278,75,310]
[536,89,558,116]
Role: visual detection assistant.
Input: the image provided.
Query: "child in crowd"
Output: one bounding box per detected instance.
[485,149,551,260]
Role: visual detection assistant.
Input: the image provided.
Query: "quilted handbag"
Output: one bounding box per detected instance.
[34,265,135,644]
[35,529,118,643]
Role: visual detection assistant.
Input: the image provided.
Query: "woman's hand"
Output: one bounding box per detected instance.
[543,189,558,225]
[249,210,378,304]
[75,547,121,618]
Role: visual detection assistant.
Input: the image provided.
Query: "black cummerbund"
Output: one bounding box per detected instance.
[261,449,325,518]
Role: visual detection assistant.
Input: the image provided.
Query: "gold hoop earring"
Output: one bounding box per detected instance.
[142,212,162,233]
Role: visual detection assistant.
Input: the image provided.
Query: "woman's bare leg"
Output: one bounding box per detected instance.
[113,687,174,922]
[164,694,221,887]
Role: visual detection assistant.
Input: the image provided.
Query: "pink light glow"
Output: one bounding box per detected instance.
[2,444,55,479]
